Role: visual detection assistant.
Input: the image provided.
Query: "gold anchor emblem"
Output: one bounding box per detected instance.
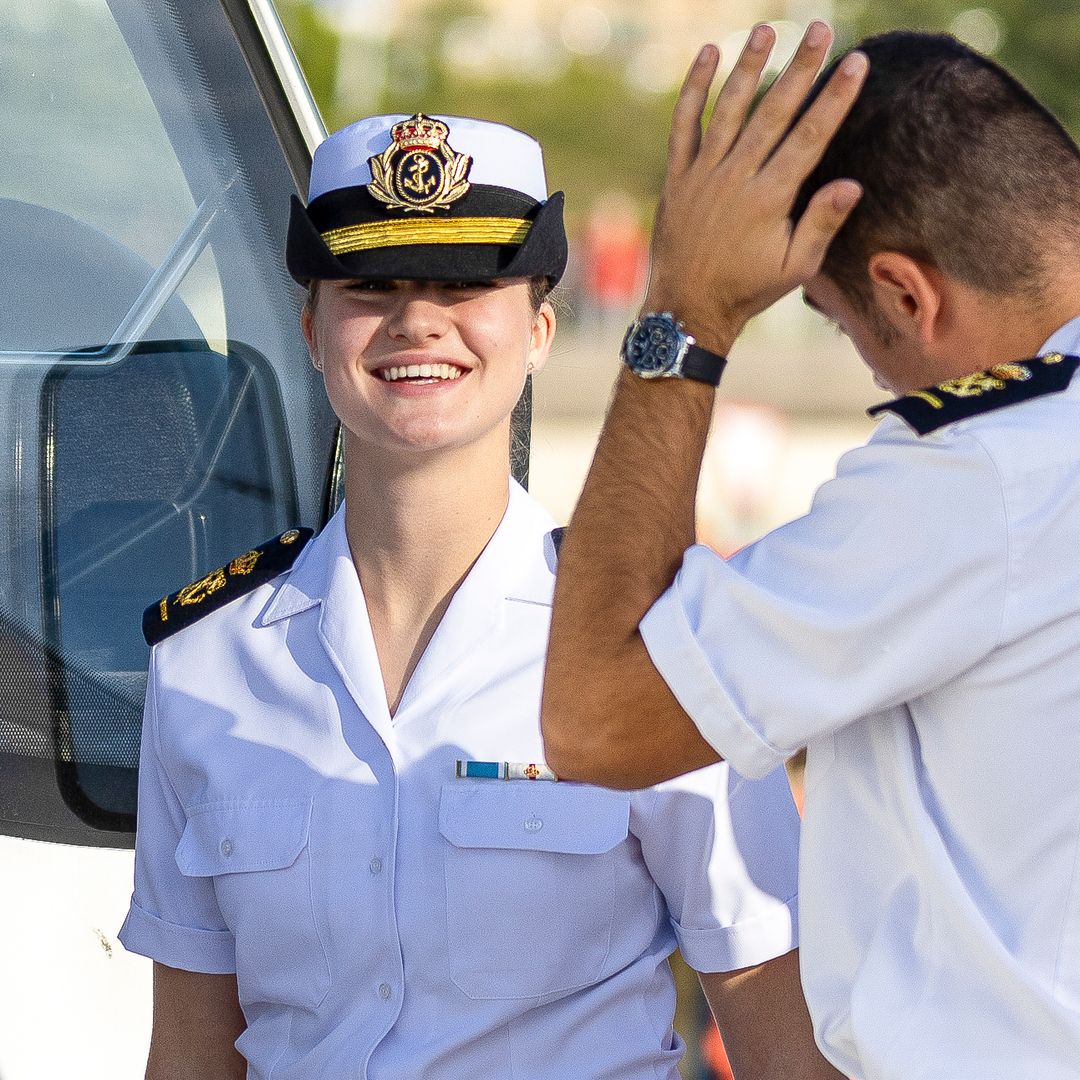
[177,567,227,607]
[402,153,436,197]
[367,114,472,213]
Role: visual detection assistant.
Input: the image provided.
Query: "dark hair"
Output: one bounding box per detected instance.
[792,32,1080,323]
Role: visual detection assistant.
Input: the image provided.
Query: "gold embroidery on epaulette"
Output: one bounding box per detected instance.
[229,550,261,576]
[989,363,1031,382]
[1043,352,1064,365]
[938,371,1009,398]
[910,389,944,408]
[177,567,227,606]
[159,598,168,623]
[280,529,300,545]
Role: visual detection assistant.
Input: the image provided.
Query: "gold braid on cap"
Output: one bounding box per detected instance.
[321,216,530,255]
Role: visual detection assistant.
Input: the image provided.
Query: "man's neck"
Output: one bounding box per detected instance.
[903,283,1080,393]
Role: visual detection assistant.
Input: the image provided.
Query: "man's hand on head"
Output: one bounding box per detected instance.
[644,22,867,357]
[541,23,868,789]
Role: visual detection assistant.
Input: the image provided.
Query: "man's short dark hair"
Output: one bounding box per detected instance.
[793,32,1080,325]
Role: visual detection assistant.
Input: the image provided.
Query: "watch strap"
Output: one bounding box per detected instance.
[680,343,727,386]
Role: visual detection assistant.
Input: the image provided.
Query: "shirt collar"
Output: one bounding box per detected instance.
[1038,311,1080,357]
[259,479,557,626]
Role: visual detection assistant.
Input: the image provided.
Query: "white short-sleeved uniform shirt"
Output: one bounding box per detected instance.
[641,317,1080,1080]
[120,481,800,1080]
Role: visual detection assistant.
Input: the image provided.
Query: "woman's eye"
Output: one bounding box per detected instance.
[445,280,494,291]
[347,279,393,292]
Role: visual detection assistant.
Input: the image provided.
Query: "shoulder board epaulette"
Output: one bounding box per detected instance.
[143,528,314,646]
[867,353,1079,435]
[550,526,566,558]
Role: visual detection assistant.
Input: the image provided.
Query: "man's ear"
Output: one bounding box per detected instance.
[867,252,944,348]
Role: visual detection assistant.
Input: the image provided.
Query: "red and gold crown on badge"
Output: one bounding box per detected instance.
[367,113,473,213]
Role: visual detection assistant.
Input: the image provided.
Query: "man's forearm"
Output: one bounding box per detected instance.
[541,25,865,786]
[541,368,723,787]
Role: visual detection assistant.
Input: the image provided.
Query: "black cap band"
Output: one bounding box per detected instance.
[287,183,567,286]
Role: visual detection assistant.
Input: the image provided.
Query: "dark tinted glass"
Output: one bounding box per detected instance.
[0,0,334,843]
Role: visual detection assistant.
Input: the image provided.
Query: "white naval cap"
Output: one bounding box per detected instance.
[308,114,550,203]
[286,111,567,286]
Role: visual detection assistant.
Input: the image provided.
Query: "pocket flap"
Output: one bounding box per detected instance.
[175,800,312,877]
[439,783,629,855]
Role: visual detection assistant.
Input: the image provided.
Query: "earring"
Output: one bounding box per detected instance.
[312,355,323,371]
[526,362,534,373]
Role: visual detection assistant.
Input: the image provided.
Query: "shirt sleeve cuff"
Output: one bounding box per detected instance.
[673,894,799,973]
[118,897,236,974]
[640,574,785,780]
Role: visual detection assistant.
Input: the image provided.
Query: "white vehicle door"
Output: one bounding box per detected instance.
[0,1,334,1075]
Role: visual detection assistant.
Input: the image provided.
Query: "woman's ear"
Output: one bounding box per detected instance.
[301,303,316,352]
[867,252,944,348]
[526,300,557,376]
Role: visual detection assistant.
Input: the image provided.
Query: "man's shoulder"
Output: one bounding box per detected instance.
[868,353,1079,437]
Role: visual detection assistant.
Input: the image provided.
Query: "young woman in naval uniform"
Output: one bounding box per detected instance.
[120,111,837,1080]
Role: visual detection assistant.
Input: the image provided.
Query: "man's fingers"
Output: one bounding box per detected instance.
[762,50,869,197]
[698,24,775,164]
[784,179,862,283]
[667,44,721,176]
[733,21,834,174]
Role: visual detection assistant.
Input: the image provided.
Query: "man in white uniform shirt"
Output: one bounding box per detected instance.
[542,24,1080,1080]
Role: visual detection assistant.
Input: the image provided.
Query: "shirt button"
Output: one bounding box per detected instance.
[524,817,543,833]
[369,857,383,875]
[219,838,233,857]
[378,982,392,1000]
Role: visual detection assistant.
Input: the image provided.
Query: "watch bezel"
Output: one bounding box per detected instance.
[621,312,694,380]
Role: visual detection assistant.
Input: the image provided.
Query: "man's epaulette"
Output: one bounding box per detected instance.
[143,528,314,646]
[867,353,1079,435]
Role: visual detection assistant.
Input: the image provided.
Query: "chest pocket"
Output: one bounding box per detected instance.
[439,782,630,1000]
[175,799,330,1010]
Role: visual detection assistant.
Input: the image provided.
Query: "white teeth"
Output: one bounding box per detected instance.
[379,363,466,382]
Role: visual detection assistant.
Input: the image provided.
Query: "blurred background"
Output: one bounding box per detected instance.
[276,0,1080,550]
[273,1,1080,1075]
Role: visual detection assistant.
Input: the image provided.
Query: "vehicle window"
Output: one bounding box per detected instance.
[0,0,335,842]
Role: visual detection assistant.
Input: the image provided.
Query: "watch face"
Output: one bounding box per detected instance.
[624,315,683,378]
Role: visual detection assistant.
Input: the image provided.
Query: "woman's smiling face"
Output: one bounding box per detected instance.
[303,277,555,460]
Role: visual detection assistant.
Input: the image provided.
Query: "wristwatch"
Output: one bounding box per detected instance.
[620,312,727,386]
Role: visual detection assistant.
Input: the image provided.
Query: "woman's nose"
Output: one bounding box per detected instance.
[385,290,449,344]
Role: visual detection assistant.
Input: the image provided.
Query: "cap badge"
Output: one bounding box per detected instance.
[367,114,472,213]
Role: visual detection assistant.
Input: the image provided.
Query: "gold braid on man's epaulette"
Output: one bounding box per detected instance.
[143,528,314,646]
[867,353,1080,435]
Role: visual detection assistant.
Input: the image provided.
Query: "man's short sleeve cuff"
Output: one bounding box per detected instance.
[640,568,785,779]
[119,898,236,974]
[673,895,799,973]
